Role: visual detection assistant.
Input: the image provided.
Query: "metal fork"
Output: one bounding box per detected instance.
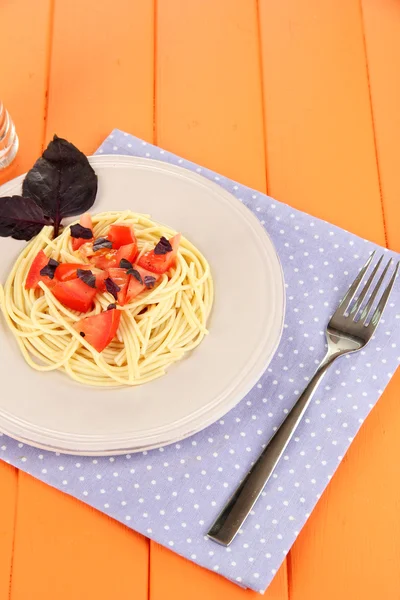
[208,252,399,546]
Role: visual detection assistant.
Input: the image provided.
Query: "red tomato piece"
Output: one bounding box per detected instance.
[54,263,107,292]
[108,224,136,249]
[52,278,97,313]
[115,242,138,265]
[125,266,161,304]
[78,241,95,259]
[55,263,91,282]
[104,309,121,345]
[137,234,181,274]
[74,309,121,352]
[107,268,130,305]
[88,249,116,270]
[89,242,138,271]
[25,250,54,290]
[94,270,108,292]
[71,213,93,251]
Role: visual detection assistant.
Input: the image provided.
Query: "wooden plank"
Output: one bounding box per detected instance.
[0,462,17,600]
[44,0,155,152]
[153,1,287,598]
[150,543,288,600]
[0,0,51,180]
[10,2,154,599]
[337,1,400,598]
[11,476,149,600]
[155,0,267,191]
[361,0,400,252]
[0,1,52,598]
[258,0,396,599]
[259,0,385,243]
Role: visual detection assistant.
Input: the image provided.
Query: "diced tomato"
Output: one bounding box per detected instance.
[116,242,138,265]
[71,213,93,251]
[55,263,92,282]
[52,278,97,313]
[44,280,57,290]
[89,242,138,271]
[78,241,95,259]
[107,268,129,289]
[107,268,130,305]
[125,266,161,304]
[54,262,107,292]
[94,270,108,292]
[108,224,136,249]
[104,310,121,346]
[137,234,181,274]
[25,250,54,290]
[89,249,117,270]
[74,309,121,352]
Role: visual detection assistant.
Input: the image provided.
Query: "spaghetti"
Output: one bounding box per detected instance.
[0,211,213,387]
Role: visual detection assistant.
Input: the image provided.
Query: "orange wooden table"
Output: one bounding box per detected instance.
[1,1,400,599]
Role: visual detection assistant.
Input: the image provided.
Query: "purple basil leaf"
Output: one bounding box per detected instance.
[144,275,156,289]
[105,277,120,300]
[22,135,98,237]
[70,223,93,239]
[77,269,96,289]
[127,268,143,284]
[0,196,50,241]
[39,258,59,279]
[93,237,113,251]
[154,236,173,255]
[119,258,133,270]
[107,303,117,311]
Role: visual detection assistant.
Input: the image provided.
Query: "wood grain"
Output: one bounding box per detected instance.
[44,0,155,152]
[0,1,52,597]
[259,0,384,242]
[362,0,400,252]
[0,462,17,600]
[11,476,149,600]
[155,0,266,191]
[150,543,288,600]
[0,0,51,180]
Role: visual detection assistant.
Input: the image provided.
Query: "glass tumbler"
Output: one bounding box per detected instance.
[0,101,19,169]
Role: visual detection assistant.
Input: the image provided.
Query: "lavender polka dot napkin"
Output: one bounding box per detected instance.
[1,130,399,593]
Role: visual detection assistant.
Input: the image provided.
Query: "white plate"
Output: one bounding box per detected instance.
[0,155,285,455]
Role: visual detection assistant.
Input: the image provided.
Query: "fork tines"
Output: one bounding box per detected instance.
[340,251,399,327]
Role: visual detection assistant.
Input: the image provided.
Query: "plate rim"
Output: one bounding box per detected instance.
[0,154,286,454]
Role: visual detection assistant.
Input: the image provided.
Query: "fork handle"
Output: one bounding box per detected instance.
[207,356,334,546]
